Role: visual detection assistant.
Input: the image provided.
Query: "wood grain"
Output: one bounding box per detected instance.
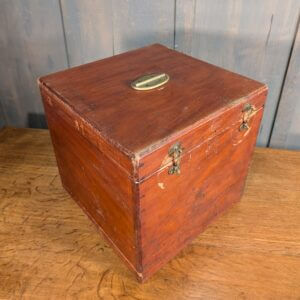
[39,43,267,280]
[138,107,265,279]
[112,0,175,54]
[43,92,139,273]
[0,0,68,128]
[270,19,300,149]
[60,0,114,67]
[175,0,300,147]
[0,128,300,298]
[175,0,196,55]
[39,44,266,157]
[0,0,300,153]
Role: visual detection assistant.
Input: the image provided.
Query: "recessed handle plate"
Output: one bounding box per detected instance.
[131,73,170,91]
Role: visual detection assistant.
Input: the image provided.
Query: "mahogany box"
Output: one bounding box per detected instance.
[38,44,268,282]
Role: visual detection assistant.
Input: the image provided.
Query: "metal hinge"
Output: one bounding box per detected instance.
[240,103,258,131]
[168,142,183,175]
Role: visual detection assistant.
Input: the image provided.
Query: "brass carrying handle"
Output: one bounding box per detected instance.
[131,73,170,91]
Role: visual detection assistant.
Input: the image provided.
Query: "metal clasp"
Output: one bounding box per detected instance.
[131,73,169,91]
[168,142,183,175]
[240,103,257,131]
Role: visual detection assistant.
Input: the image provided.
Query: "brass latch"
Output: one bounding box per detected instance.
[240,103,258,131]
[168,142,183,175]
[131,73,169,91]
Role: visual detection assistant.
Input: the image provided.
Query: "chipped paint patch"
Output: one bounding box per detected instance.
[158,182,165,189]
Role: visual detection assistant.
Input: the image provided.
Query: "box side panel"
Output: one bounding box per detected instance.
[40,88,139,272]
[38,81,135,176]
[138,96,266,280]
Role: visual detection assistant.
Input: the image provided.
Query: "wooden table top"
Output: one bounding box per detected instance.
[0,128,299,299]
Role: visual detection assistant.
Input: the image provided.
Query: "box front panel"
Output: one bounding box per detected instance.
[42,90,139,272]
[139,106,264,280]
[137,90,267,179]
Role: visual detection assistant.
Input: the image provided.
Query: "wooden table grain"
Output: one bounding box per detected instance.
[0,128,299,300]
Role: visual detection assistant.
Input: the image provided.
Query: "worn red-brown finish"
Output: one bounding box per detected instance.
[38,44,268,282]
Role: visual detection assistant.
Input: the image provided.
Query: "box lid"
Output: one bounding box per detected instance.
[39,44,267,171]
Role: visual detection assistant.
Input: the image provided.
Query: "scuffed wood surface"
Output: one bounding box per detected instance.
[60,0,114,67]
[0,128,300,299]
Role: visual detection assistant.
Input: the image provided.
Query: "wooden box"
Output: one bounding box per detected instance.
[38,44,268,282]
